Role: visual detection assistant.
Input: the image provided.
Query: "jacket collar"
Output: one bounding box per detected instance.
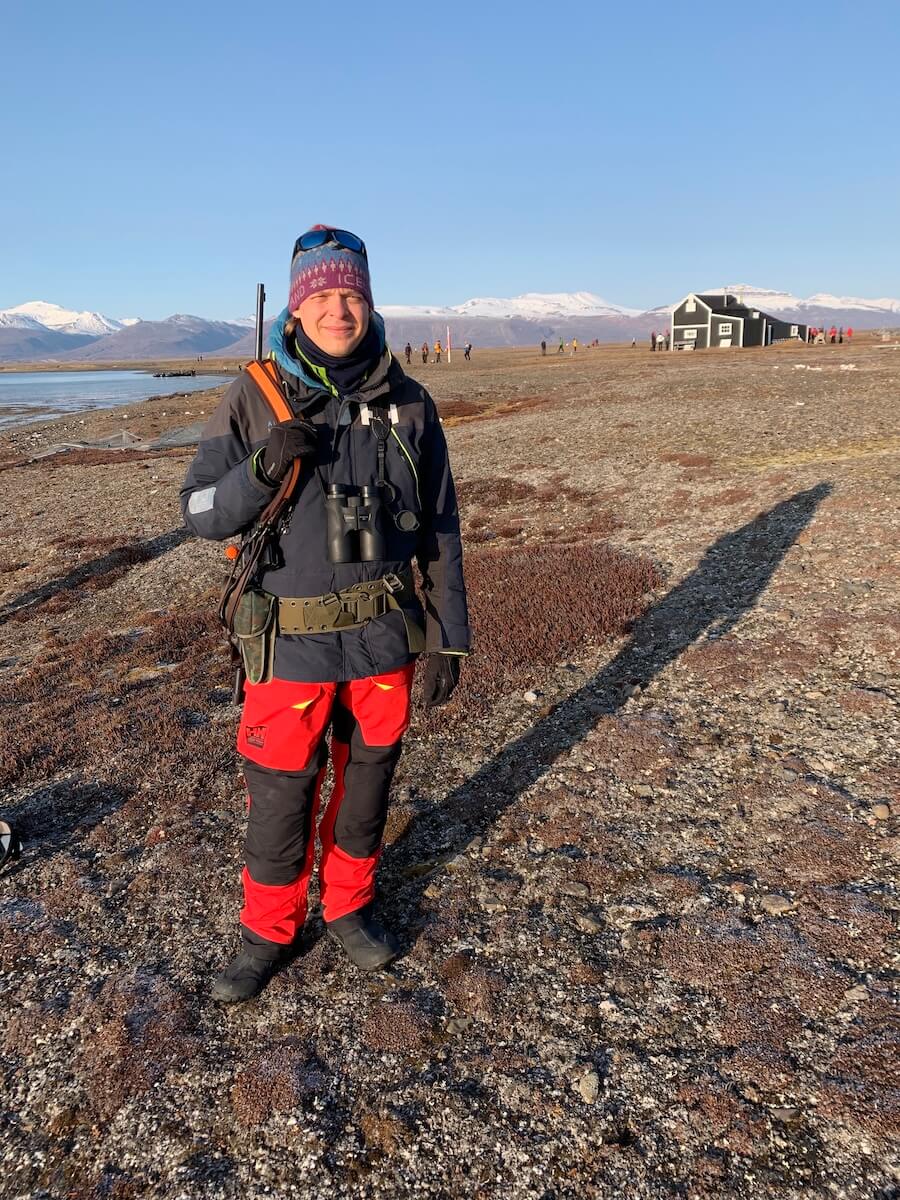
[267,307,398,408]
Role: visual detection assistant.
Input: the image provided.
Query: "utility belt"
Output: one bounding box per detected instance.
[231,569,424,686]
[277,570,412,634]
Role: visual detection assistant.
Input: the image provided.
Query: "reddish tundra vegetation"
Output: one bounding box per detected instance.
[0,340,897,1199]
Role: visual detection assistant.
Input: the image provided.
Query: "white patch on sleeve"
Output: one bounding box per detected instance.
[188,486,216,515]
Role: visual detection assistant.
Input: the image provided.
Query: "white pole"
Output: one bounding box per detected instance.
[446,324,452,364]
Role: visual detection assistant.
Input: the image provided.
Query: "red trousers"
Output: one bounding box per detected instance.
[236,663,414,945]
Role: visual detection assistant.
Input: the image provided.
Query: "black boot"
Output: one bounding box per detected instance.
[211,927,303,1004]
[326,907,399,971]
[211,950,279,1004]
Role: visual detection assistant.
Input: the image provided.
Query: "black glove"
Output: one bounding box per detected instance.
[422,653,462,710]
[261,418,318,484]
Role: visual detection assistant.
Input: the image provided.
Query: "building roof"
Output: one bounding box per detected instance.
[677,293,807,330]
[696,293,758,317]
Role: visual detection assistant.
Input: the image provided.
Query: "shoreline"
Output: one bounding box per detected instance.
[0,359,240,375]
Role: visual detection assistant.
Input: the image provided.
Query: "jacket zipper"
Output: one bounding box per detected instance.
[390,427,421,509]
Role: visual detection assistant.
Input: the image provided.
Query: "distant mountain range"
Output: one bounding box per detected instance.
[1,287,897,362]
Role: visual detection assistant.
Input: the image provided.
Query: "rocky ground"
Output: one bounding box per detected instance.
[0,339,897,1199]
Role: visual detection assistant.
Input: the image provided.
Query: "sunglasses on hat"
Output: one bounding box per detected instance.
[293,228,367,259]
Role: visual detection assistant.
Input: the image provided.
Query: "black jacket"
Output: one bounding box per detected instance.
[180,349,470,683]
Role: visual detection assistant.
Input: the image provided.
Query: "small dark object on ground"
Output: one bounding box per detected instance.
[0,818,22,869]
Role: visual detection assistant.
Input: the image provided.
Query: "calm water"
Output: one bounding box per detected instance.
[0,370,227,430]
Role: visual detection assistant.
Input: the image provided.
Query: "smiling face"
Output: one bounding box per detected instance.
[294,288,370,357]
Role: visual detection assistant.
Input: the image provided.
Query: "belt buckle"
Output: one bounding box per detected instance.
[382,573,402,594]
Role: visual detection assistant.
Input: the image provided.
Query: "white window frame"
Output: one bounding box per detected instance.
[718,322,733,336]
[683,328,698,341]
[685,298,696,313]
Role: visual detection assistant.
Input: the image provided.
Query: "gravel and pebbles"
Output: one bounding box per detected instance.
[0,341,897,1198]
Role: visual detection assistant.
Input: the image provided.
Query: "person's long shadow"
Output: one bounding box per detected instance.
[0,778,132,881]
[0,528,191,626]
[383,482,832,932]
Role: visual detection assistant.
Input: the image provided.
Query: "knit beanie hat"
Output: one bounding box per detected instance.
[288,225,373,312]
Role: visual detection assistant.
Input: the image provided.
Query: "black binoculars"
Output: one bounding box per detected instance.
[326,484,386,563]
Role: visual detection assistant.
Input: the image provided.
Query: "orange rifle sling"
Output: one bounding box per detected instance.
[245,360,302,494]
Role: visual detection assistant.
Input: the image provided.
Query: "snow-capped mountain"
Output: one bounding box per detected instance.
[380,291,641,320]
[3,301,130,337]
[1,286,898,361]
[379,303,457,318]
[0,311,47,330]
[50,314,254,361]
[698,285,900,319]
[456,291,642,319]
[804,293,900,315]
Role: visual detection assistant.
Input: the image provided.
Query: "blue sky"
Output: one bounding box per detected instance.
[2,0,897,319]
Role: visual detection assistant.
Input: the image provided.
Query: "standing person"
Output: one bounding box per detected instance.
[631,337,636,348]
[571,338,578,355]
[421,340,429,364]
[829,326,837,344]
[650,331,657,351]
[433,339,442,363]
[540,339,547,355]
[838,326,844,344]
[463,342,472,361]
[181,225,470,1002]
[664,331,671,351]
[557,338,564,354]
[404,341,412,365]
[847,326,854,342]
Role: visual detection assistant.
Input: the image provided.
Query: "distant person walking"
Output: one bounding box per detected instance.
[838,326,844,344]
[829,326,837,344]
[846,326,854,341]
[571,338,578,355]
[433,340,442,364]
[463,342,472,361]
[557,339,564,354]
[541,339,547,355]
[421,341,429,364]
[404,341,412,365]
[650,331,658,352]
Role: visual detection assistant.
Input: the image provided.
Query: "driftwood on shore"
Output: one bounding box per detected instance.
[25,422,206,459]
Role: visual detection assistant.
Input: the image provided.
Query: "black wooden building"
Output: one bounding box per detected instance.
[670,293,806,349]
